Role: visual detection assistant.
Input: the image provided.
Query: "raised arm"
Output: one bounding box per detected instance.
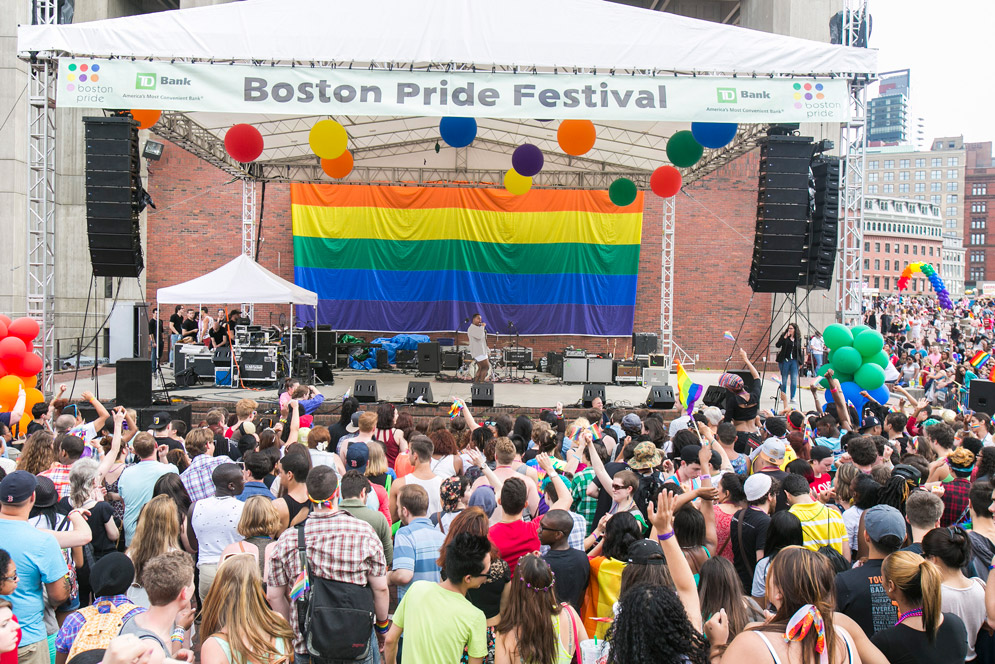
[97,408,125,479]
[285,400,300,446]
[458,397,481,432]
[585,433,614,494]
[647,491,702,631]
[536,453,572,512]
[80,390,110,433]
[825,369,853,432]
[738,347,759,380]
[467,448,503,496]
[697,444,718,555]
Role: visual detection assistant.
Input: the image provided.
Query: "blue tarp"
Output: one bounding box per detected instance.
[348,333,431,371]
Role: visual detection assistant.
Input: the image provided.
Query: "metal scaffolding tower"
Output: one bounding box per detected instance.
[26,0,58,394]
[241,178,257,319]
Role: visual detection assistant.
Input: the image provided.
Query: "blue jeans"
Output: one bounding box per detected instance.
[812,352,824,370]
[169,333,179,366]
[780,359,799,400]
[295,630,380,664]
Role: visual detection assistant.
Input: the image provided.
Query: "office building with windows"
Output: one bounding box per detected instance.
[965,142,995,289]
[861,197,944,295]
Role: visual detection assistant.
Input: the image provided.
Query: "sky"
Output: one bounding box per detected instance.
[868,0,994,144]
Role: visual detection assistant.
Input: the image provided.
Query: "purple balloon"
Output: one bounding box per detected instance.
[511,144,544,177]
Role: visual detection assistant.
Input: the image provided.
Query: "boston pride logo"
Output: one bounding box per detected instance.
[793,82,826,108]
[64,62,101,92]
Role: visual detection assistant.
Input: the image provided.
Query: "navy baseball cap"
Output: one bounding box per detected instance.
[345,444,369,472]
[0,471,37,504]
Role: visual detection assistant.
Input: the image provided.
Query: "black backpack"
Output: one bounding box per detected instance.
[295,525,376,662]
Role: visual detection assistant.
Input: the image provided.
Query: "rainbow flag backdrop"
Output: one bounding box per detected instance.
[291,184,644,335]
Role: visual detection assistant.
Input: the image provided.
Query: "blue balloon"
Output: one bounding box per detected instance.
[690,122,738,149]
[439,117,477,148]
[868,385,891,407]
[826,381,868,425]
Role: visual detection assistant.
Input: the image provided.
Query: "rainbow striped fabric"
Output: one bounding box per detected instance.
[289,569,309,602]
[676,361,702,415]
[291,184,644,335]
[970,351,990,368]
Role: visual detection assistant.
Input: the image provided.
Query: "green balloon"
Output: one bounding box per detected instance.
[850,325,871,338]
[817,363,833,377]
[853,330,885,358]
[868,350,891,369]
[823,324,854,351]
[833,346,863,374]
[854,363,885,391]
[608,178,638,207]
[666,130,704,168]
[834,372,854,384]
[817,377,830,389]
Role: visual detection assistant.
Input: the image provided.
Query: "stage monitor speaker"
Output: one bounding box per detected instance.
[632,333,658,355]
[376,349,390,370]
[582,384,606,408]
[354,379,379,403]
[116,358,152,408]
[969,380,995,415]
[751,135,814,294]
[83,116,144,278]
[312,360,335,383]
[405,381,434,403]
[647,385,676,409]
[441,350,462,370]
[702,385,728,408]
[137,403,192,431]
[471,382,494,407]
[418,342,441,373]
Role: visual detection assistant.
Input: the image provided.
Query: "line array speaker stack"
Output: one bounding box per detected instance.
[83,116,144,277]
[749,135,814,293]
[802,155,841,290]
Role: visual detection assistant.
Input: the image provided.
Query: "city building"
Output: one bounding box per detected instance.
[942,234,965,297]
[866,69,927,150]
[965,141,995,290]
[861,197,944,295]
[865,136,966,239]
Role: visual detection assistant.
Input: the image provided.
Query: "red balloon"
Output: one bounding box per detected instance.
[18,352,42,377]
[7,317,39,342]
[0,315,9,329]
[650,166,682,198]
[0,337,25,363]
[0,320,6,339]
[224,124,264,163]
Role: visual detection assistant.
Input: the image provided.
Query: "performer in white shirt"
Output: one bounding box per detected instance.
[466,313,490,382]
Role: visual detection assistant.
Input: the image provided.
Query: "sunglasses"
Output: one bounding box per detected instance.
[611,483,628,491]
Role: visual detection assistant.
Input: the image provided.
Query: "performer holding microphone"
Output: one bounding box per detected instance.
[467,313,490,382]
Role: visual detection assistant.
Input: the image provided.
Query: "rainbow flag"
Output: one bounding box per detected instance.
[970,351,990,368]
[989,363,995,383]
[289,569,309,602]
[290,184,644,335]
[723,331,736,341]
[676,361,703,415]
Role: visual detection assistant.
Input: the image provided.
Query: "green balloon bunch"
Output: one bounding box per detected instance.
[818,323,889,392]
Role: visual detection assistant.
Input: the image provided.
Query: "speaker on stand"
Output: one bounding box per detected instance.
[116,358,153,408]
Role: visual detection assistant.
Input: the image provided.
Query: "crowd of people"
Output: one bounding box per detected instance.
[4,295,995,664]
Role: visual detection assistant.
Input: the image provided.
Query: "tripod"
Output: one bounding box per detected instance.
[152,359,171,403]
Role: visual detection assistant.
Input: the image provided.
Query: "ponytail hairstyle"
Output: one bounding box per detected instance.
[882,551,943,642]
[922,525,972,570]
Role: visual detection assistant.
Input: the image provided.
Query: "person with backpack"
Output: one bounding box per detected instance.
[267,466,388,664]
[118,551,196,661]
[54,553,144,664]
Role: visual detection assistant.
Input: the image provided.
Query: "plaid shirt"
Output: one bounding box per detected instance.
[180,453,231,502]
[39,464,72,499]
[54,595,145,653]
[268,510,387,654]
[940,478,972,527]
[570,467,598,536]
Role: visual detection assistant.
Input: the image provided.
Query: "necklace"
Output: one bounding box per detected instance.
[895,608,923,626]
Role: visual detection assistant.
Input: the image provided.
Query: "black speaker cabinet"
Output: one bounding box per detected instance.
[441,350,462,370]
[376,349,390,370]
[632,333,659,355]
[471,382,494,407]
[137,403,192,431]
[969,380,995,415]
[418,342,441,373]
[647,385,676,409]
[115,358,152,408]
[546,352,563,378]
[354,379,379,403]
[314,327,336,362]
[405,381,434,404]
[702,385,728,408]
[582,384,606,408]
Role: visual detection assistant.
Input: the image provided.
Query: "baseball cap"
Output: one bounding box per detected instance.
[864,505,907,543]
[621,413,642,431]
[859,415,881,431]
[750,438,786,462]
[241,421,257,436]
[668,415,692,438]
[151,411,171,430]
[347,411,361,432]
[626,539,666,565]
[744,473,773,501]
[680,445,703,465]
[0,471,36,505]
[810,445,834,462]
[346,444,370,472]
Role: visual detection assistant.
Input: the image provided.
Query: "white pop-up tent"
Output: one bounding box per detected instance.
[157,254,317,377]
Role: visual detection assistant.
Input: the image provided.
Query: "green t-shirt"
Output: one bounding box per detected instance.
[393,580,487,662]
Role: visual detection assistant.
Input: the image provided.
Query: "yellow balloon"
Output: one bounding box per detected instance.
[309,120,348,159]
[504,169,532,196]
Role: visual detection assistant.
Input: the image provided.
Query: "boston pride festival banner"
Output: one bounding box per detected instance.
[57,58,850,122]
[291,184,643,336]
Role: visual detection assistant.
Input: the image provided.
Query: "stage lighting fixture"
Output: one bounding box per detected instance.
[143,140,164,161]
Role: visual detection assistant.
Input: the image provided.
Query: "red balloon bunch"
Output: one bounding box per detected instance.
[0,316,45,432]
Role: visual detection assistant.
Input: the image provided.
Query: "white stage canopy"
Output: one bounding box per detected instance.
[18,0,877,76]
[156,254,317,306]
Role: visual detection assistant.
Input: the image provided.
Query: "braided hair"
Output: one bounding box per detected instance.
[606,585,708,664]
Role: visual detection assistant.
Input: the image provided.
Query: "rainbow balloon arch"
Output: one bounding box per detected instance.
[897,262,953,310]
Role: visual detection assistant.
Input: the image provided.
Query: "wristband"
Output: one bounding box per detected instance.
[699,474,711,481]
[375,619,390,634]
[658,530,675,542]
[990,564,995,571]
[171,627,185,643]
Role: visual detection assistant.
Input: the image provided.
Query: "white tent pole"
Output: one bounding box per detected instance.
[289,302,294,378]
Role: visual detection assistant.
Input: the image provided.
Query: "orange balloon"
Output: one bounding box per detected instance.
[21,374,36,390]
[0,375,23,410]
[557,120,596,156]
[130,109,162,130]
[16,413,32,436]
[320,151,354,179]
[23,387,43,409]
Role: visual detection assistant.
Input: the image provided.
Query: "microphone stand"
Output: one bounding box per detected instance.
[508,321,522,381]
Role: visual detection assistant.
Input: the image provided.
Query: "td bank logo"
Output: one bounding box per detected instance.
[136,73,156,90]
[716,88,737,103]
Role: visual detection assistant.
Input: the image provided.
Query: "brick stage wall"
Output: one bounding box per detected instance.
[146,142,769,369]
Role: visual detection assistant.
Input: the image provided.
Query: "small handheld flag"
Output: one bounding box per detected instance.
[970,351,990,369]
[723,331,736,342]
[289,569,310,602]
[448,398,464,420]
[676,361,703,416]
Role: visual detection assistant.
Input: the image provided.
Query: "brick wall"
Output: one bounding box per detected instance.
[146,141,772,370]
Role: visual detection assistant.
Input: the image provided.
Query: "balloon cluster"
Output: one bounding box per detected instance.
[0,316,45,433]
[897,262,952,310]
[818,323,891,423]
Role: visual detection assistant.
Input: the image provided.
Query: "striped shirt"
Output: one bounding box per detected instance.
[392,517,446,602]
[789,500,848,556]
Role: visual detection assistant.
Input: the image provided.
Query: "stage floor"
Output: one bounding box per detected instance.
[56,363,826,413]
